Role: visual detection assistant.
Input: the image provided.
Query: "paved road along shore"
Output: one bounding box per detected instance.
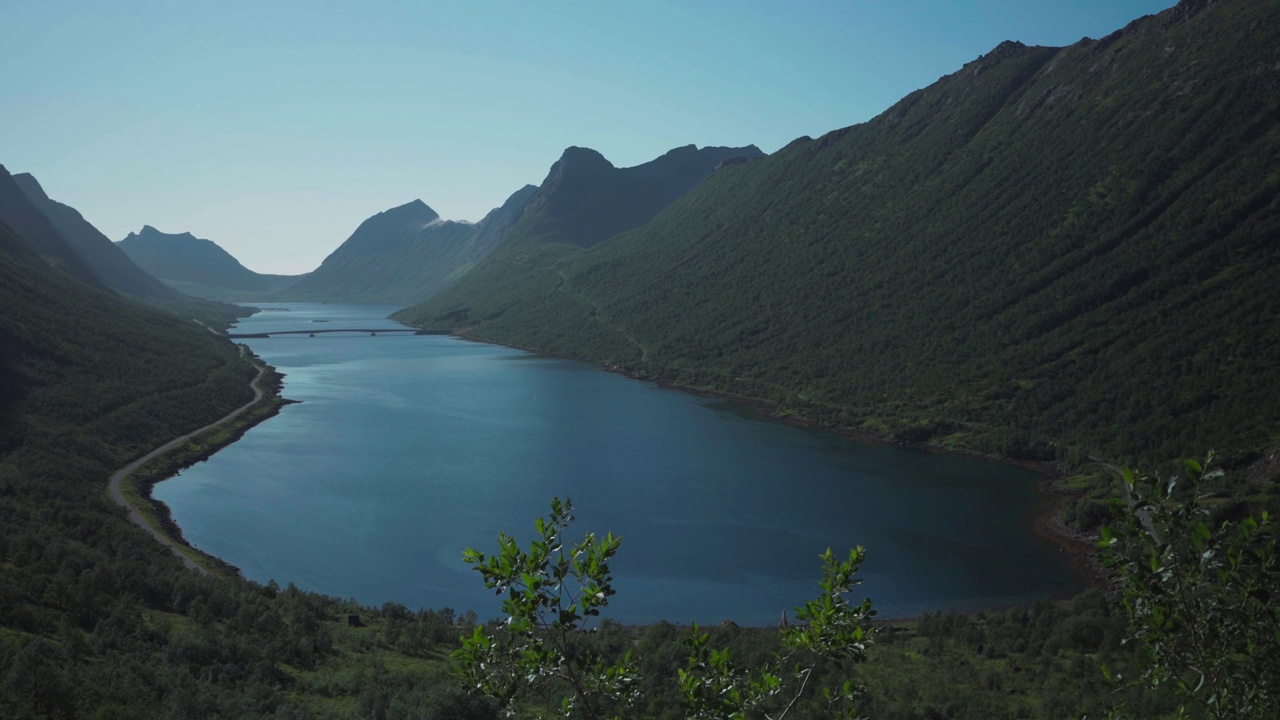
[107,349,266,576]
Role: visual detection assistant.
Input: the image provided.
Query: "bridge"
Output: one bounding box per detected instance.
[227,328,448,338]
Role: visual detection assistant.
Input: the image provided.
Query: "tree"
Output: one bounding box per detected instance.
[1099,454,1280,719]
[457,497,637,719]
[456,498,876,719]
[678,546,875,720]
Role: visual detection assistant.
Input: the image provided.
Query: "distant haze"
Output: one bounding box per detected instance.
[0,0,1174,274]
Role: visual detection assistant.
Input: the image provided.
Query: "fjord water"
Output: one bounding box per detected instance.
[156,304,1080,624]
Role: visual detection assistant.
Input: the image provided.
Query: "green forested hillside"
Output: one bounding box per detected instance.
[278,187,538,305]
[399,0,1280,467]
[0,216,500,718]
[0,210,1180,719]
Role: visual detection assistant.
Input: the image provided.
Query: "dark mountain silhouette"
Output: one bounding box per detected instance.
[0,165,106,291]
[508,143,765,249]
[117,226,304,300]
[13,173,186,302]
[275,186,537,304]
[395,143,763,325]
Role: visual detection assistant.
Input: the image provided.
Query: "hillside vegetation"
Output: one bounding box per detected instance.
[0,191,503,717]
[2,1,1275,716]
[3,201,1174,720]
[400,0,1280,467]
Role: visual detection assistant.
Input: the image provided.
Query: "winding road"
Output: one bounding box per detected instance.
[107,351,266,576]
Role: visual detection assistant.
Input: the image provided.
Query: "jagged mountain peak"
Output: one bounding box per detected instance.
[276,191,523,304]
[546,147,617,183]
[398,0,1280,466]
[558,146,613,165]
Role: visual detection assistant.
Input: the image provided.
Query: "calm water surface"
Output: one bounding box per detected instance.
[156,303,1081,624]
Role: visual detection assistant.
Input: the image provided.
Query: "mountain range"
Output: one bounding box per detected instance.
[275,186,537,304]
[0,166,107,292]
[7,0,1277,470]
[0,166,245,327]
[396,0,1280,467]
[117,226,306,301]
[269,143,760,305]
[392,143,763,324]
[3,0,1279,714]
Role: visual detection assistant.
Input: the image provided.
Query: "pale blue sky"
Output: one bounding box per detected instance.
[2,1,1174,274]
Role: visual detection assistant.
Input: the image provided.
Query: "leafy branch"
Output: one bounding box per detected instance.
[456,498,638,719]
[1099,454,1279,720]
[678,547,874,720]
[457,499,875,719]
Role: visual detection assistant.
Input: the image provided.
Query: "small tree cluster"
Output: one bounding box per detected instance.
[456,498,875,719]
[1100,454,1279,719]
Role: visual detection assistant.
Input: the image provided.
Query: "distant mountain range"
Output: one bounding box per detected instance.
[117,226,305,301]
[397,0,1280,466]
[2,0,1277,709]
[14,173,184,303]
[509,144,765,249]
[0,165,244,327]
[266,143,758,305]
[393,143,763,323]
[276,185,537,305]
[6,0,1276,469]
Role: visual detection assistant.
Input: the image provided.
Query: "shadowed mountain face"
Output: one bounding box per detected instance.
[393,143,764,327]
[400,0,1280,465]
[13,173,183,302]
[0,213,255,458]
[0,165,106,291]
[274,187,537,305]
[511,143,765,249]
[117,226,304,300]
[1,168,249,327]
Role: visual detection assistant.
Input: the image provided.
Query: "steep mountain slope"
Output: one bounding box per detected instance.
[0,165,105,291]
[394,143,763,326]
[511,144,764,249]
[277,185,537,304]
[117,225,304,300]
[0,218,257,461]
[0,214,321,715]
[12,172,247,328]
[13,173,182,302]
[399,0,1280,466]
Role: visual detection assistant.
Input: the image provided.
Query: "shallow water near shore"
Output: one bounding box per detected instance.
[155,303,1081,625]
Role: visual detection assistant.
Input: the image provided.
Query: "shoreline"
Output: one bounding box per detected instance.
[443,328,1105,594]
[109,345,295,577]
[139,308,1104,621]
